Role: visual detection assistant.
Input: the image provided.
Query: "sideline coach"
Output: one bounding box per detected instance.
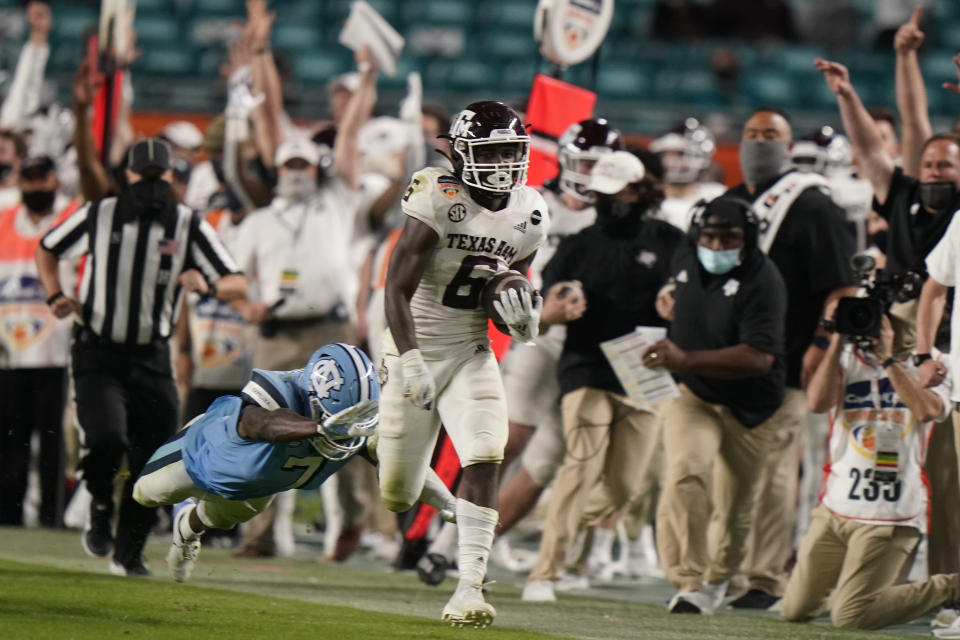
[36,139,247,575]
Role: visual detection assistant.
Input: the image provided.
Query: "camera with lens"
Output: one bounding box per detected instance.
[834,254,923,343]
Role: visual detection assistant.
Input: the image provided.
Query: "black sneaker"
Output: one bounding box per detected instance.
[729,588,780,610]
[109,558,151,577]
[81,502,114,558]
[417,553,450,587]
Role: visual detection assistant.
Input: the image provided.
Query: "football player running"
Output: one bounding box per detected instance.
[649,118,726,231]
[495,119,622,553]
[133,343,456,582]
[379,101,548,628]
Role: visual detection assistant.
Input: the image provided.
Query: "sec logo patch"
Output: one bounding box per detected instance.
[448,204,467,222]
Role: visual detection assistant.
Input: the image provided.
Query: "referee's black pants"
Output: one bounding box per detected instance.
[0,367,67,527]
[72,335,177,566]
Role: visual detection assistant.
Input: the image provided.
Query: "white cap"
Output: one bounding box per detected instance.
[161,121,204,151]
[327,72,361,94]
[275,137,321,166]
[587,150,645,194]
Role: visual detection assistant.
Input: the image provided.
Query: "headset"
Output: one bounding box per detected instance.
[687,196,760,251]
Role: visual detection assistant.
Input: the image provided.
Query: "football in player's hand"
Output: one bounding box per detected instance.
[481,270,536,335]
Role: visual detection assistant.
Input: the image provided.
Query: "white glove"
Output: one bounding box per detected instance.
[226,66,265,120]
[492,288,542,343]
[400,348,436,410]
[320,399,379,439]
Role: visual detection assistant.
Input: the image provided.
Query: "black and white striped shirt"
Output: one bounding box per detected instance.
[41,196,239,345]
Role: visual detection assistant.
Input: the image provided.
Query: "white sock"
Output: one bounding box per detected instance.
[177,503,200,541]
[455,498,498,591]
[428,520,459,560]
[589,527,615,565]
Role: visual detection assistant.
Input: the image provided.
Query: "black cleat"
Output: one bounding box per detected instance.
[729,589,780,610]
[81,502,114,558]
[417,553,450,587]
[109,557,151,577]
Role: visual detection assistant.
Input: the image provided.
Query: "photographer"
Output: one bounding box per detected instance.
[782,303,960,630]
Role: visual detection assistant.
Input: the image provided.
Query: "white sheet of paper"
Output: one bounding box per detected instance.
[601,327,680,410]
[339,1,405,76]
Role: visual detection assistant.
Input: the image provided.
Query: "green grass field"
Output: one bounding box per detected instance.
[0,527,934,639]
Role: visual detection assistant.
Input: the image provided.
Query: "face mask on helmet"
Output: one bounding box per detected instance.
[557,120,623,203]
[298,343,380,461]
[650,121,715,184]
[449,102,530,194]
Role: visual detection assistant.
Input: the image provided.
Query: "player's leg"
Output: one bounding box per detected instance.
[436,350,507,627]
[0,369,32,525]
[377,349,443,513]
[780,504,845,622]
[498,403,564,536]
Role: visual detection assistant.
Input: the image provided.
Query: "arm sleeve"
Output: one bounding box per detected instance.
[186,212,241,282]
[0,42,48,129]
[240,369,293,410]
[803,190,857,294]
[738,263,787,355]
[926,214,960,286]
[40,203,90,259]
[400,170,442,235]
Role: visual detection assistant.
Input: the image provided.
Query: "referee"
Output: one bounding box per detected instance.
[35,138,247,576]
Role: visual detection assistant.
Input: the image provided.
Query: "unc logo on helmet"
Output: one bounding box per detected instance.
[298,343,380,461]
[309,358,344,400]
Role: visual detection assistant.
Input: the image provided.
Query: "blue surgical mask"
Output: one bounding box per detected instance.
[697,246,741,274]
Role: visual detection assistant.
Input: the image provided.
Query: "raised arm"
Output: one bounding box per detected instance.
[806,330,845,414]
[894,7,933,177]
[71,61,112,200]
[0,1,51,129]
[246,0,283,167]
[815,58,896,204]
[334,47,378,190]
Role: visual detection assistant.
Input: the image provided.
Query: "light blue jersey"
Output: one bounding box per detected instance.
[169,368,361,499]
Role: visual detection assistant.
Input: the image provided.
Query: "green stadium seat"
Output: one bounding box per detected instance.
[742,71,796,106]
[273,23,319,52]
[598,63,652,98]
[445,59,498,91]
[135,15,181,44]
[194,0,240,16]
[405,0,473,26]
[139,48,196,75]
[53,7,97,41]
[294,51,350,85]
[488,1,536,26]
[481,31,536,60]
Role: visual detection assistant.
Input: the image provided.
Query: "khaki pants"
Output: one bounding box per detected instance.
[927,411,960,575]
[657,384,779,591]
[782,504,960,629]
[527,387,660,582]
[241,319,355,553]
[723,388,806,597]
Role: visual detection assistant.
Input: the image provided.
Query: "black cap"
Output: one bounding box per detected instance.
[702,197,750,229]
[126,138,171,175]
[20,154,55,179]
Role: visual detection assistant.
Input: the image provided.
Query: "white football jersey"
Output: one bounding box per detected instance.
[401,167,549,348]
[533,189,595,291]
[821,347,952,532]
[655,182,726,231]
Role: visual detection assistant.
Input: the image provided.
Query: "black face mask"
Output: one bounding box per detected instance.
[21,189,56,213]
[0,162,13,183]
[918,181,958,212]
[128,178,175,218]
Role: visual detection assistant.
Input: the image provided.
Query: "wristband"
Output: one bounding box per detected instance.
[46,291,64,306]
[912,353,932,367]
[254,47,270,55]
[205,281,218,299]
[357,60,372,73]
[881,357,897,369]
[818,317,836,334]
[811,335,830,350]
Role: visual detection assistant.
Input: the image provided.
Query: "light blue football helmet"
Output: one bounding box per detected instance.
[297,343,380,461]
